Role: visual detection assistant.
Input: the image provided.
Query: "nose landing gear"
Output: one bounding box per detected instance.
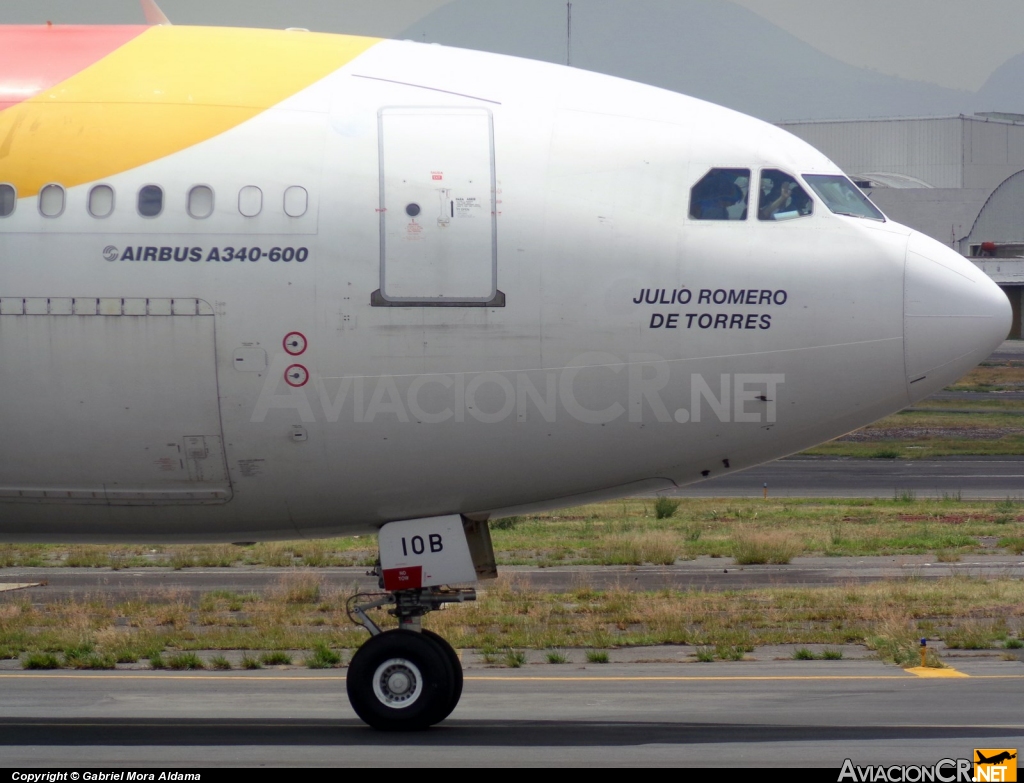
[344,514,495,730]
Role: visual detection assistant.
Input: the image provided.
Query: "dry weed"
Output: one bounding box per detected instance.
[733,530,803,564]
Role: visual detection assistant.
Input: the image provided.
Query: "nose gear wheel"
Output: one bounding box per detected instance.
[346,629,455,731]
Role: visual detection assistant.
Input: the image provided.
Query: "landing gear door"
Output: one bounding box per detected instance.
[374,107,502,307]
[378,515,479,591]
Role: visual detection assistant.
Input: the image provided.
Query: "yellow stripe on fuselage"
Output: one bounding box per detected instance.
[0,26,379,197]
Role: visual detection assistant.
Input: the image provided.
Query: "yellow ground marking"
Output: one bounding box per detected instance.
[0,26,379,197]
[906,666,970,678]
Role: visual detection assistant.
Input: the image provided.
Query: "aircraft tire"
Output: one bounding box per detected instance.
[346,629,455,731]
[421,629,463,721]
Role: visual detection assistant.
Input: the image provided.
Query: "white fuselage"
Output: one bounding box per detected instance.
[0,37,1010,541]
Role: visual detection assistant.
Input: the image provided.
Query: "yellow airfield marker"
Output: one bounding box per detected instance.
[905,667,970,678]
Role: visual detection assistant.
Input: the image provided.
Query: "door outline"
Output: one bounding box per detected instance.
[371,106,505,308]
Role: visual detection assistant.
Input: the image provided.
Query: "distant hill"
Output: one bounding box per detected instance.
[398,0,994,122]
[977,52,1024,114]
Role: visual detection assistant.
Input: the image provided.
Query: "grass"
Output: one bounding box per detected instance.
[480,648,499,665]
[3,573,1018,666]
[504,649,527,668]
[799,360,1024,458]
[944,362,1024,392]
[654,497,681,520]
[733,531,803,564]
[1001,537,1024,554]
[209,655,232,670]
[491,516,521,531]
[866,618,922,666]
[793,647,844,661]
[802,405,1024,459]
[0,496,1021,568]
[259,651,292,666]
[305,643,342,669]
[22,652,61,669]
[872,449,902,460]
[943,622,1002,650]
[166,652,204,670]
[439,496,1024,564]
[0,540,378,570]
[717,645,746,661]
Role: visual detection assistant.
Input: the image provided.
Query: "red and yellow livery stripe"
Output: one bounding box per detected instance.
[0,25,379,197]
[0,26,148,112]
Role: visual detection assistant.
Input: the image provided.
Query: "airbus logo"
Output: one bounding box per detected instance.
[102,245,119,261]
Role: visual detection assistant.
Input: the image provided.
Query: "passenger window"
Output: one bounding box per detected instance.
[0,184,15,217]
[88,185,114,218]
[138,185,163,217]
[758,169,813,221]
[188,185,214,219]
[39,184,65,218]
[238,186,262,217]
[283,186,307,218]
[689,168,749,220]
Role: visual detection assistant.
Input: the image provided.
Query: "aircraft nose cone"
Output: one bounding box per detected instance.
[904,232,1012,401]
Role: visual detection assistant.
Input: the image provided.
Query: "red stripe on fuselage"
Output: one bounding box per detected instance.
[0,25,148,112]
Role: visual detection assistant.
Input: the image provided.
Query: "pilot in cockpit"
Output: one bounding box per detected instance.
[759,170,812,220]
[692,172,744,220]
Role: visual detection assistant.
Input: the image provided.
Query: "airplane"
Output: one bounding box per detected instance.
[976,752,1017,765]
[0,5,1012,731]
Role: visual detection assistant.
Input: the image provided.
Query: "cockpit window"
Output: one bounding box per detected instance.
[803,174,885,221]
[689,168,749,220]
[758,169,812,221]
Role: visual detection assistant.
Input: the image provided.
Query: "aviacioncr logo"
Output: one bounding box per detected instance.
[103,246,119,261]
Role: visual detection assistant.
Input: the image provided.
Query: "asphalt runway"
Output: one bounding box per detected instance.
[2,554,1023,602]
[0,662,1020,767]
[668,457,1024,499]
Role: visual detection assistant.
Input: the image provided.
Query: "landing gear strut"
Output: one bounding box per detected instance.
[344,514,495,731]
[346,583,474,730]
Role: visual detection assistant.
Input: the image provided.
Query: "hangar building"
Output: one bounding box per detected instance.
[779,114,1024,338]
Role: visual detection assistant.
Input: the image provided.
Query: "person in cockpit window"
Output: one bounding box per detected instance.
[694,174,743,220]
[760,179,794,219]
[759,170,811,220]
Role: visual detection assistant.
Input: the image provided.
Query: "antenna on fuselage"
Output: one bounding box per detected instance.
[140,0,171,25]
[566,2,572,66]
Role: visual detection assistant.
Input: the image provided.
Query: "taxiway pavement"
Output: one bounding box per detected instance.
[0,660,1020,767]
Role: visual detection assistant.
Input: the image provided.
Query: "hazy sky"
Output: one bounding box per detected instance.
[731,0,1024,91]
[4,0,1023,92]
